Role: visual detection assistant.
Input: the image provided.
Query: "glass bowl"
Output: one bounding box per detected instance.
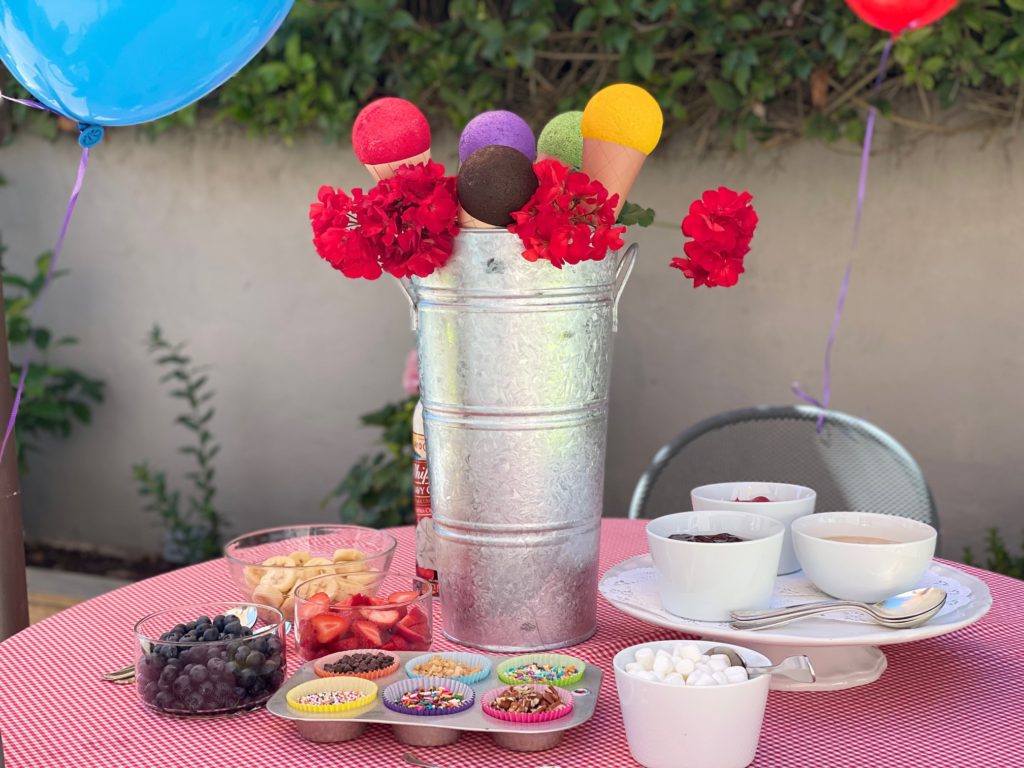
[223,524,398,615]
[134,601,286,715]
[293,572,433,662]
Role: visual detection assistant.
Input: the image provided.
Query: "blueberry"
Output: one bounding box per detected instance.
[251,637,268,655]
[270,669,284,688]
[172,624,187,635]
[185,692,204,712]
[225,660,240,677]
[206,658,225,675]
[172,675,192,697]
[189,665,209,684]
[249,677,266,695]
[245,651,265,669]
[213,615,225,630]
[194,615,211,626]
[141,681,159,701]
[260,659,280,676]
[238,668,256,689]
[165,657,181,668]
[185,621,197,631]
[234,646,251,665]
[240,627,253,637]
[158,645,178,661]
[266,637,282,655]
[159,631,174,641]
[154,691,174,709]
[160,666,177,683]
[233,686,247,701]
[197,680,215,699]
[201,627,219,642]
[223,621,242,636]
[214,682,235,704]
[182,631,198,642]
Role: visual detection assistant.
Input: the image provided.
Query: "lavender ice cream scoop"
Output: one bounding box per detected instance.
[458,111,536,164]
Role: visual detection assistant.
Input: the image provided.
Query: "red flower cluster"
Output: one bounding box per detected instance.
[309,160,459,280]
[508,159,625,269]
[670,187,758,288]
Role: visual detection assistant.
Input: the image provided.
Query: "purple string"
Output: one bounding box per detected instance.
[0,93,91,462]
[792,38,894,431]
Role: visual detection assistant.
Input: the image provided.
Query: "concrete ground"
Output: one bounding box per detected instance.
[26,567,130,624]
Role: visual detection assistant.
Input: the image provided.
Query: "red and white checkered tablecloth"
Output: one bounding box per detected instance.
[0,518,1020,767]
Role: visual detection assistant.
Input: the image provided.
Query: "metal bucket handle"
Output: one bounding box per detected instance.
[397,242,637,332]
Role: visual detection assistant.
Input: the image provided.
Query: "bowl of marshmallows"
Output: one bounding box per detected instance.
[613,640,771,768]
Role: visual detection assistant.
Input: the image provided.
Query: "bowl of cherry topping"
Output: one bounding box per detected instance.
[293,572,432,661]
[133,602,286,715]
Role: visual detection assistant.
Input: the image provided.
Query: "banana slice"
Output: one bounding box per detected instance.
[258,557,298,593]
[300,556,335,581]
[252,583,285,608]
[280,595,296,620]
[332,548,366,563]
[243,565,266,588]
[287,550,312,566]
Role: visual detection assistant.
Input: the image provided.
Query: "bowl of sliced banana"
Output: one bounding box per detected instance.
[223,525,398,620]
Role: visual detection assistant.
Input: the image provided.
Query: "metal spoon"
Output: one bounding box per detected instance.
[729,587,947,631]
[707,647,816,684]
[102,606,262,683]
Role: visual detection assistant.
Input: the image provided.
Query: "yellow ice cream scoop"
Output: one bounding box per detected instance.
[581,83,663,155]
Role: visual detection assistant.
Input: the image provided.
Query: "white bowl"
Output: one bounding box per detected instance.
[791,512,937,602]
[647,511,784,621]
[614,640,771,768]
[691,482,816,575]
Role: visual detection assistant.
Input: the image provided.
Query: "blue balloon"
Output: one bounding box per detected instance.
[0,0,294,126]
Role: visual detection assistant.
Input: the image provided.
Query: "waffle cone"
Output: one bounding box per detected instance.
[364,149,432,182]
[582,139,646,217]
[457,206,495,229]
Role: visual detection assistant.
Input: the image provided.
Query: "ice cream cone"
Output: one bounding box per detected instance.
[457,206,495,229]
[364,149,432,182]
[582,138,646,218]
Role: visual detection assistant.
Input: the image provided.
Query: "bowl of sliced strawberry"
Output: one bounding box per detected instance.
[293,572,433,661]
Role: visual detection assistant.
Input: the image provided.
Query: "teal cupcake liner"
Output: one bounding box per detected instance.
[404,652,492,686]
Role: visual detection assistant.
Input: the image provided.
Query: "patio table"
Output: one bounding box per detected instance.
[0,518,1020,767]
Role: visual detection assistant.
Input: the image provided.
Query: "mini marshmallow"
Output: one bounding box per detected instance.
[635,647,655,671]
[686,670,715,686]
[663,672,685,686]
[674,658,695,677]
[707,654,731,672]
[711,670,729,685]
[652,651,675,677]
[678,644,703,662]
[625,662,643,674]
[693,661,712,676]
[724,666,749,684]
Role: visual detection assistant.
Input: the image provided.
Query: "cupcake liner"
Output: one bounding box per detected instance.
[404,652,492,685]
[481,683,574,724]
[496,654,586,687]
[382,676,475,717]
[286,677,378,715]
[314,650,401,680]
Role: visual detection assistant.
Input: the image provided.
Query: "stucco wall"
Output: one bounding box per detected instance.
[0,125,1020,560]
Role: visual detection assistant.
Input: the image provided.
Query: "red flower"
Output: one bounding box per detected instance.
[671,186,757,288]
[308,160,459,280]
[509,159,625,269]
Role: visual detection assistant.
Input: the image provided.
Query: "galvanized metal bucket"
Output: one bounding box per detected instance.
[401,229,636,651]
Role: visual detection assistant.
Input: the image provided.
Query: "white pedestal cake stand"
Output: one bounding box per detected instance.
[599,555,991,691]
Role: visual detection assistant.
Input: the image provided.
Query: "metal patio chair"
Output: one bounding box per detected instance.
[628,405,938,535]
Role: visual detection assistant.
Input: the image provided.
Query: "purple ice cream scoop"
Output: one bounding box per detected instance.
[458,111,536,164]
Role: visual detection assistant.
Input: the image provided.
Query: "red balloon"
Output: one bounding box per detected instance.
[844,0,957,34]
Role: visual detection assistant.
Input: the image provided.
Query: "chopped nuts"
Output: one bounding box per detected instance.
[412,655,482,679]
[489,684,565,714]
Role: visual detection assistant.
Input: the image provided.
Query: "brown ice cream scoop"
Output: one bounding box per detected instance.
[457,145,538,227]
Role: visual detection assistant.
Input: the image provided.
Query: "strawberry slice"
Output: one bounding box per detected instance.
[395,613,430,645]
[298,592,331,620]
[403,606,429,627]
[336,593,371,608]
[364,596,390,607]
[352,619,389,647]
[363,608,401,627]
[387,590,421,605]
[311,612,351,645]
[332,636,362,652]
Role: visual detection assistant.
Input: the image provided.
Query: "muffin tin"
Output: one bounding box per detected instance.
[266,650,602,752]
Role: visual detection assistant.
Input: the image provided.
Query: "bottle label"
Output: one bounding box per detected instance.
[412,432,437,591]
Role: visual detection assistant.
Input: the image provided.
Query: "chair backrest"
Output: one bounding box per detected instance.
[629,405,938,533]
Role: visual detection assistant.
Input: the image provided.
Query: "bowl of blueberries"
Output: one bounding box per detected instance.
[133,601,287,715]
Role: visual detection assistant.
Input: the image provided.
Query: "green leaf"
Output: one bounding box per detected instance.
[617,201,657,227]
[706,80,741,111]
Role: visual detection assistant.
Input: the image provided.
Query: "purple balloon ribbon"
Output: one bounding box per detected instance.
[792,37,894,431]
[0,93,91,462]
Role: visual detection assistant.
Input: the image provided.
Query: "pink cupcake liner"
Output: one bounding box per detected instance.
[480,683,574,724]
[382,676,475,717]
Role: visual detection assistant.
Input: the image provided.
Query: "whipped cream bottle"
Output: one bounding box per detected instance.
[412,400,438,594]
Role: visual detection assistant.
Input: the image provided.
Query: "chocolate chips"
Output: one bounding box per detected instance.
[323,652,396,675]
[489,684,566,714]
[668,532,747,543]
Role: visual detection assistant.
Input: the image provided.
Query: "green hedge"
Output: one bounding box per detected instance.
[4,1,1024,148]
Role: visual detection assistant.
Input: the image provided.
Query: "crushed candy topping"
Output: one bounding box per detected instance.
[398,686,466,710]
[505,662,579,684]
